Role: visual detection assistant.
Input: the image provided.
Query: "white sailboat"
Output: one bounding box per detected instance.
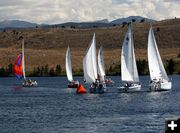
[120,24,141,91]
[65,46,79,88]
[97,46,114,87]
[148,26,172,91]
[14,38,38,87]
[83,33,105,93]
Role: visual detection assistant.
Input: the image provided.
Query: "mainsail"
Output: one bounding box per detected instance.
[121,25,139,82]
[83,33,97,83]
[14,39,26,79]
[66,46,73,81]
[22,39,26,80]
[148,27,169,81]
[98,46,106,82]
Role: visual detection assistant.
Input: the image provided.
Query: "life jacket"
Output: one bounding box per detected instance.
[76,84,87,94]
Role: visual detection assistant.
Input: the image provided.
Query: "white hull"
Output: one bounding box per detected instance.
[22,80,38,87]
[149,81,172,91]
[119,84,141,92]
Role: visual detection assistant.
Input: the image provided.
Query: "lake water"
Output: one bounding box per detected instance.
[0,76,179,133]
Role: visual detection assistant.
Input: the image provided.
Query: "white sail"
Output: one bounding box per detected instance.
[148,27,169,81]
[66,46,73,81]
[98,46,106,82]
[22,39,26,80]
[83,33,97,83]
[121,25,139,82]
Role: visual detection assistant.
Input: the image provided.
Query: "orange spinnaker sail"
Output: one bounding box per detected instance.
[76,84,87,94]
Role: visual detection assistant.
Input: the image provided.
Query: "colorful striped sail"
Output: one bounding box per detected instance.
[14,53,23,79]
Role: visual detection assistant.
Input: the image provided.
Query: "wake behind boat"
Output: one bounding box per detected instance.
[65,46,79,88]
[83,33,106,93]
[119,24,141,91]
[147,26,172,91]
[14,38,38,87]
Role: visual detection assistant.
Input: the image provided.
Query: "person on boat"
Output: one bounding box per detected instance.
[29,79,33,86]
[126,82,130,87]
[96,79,100,87]
[28,79,32,83]
[91,84,94,88]
[124,82,127,87]
[92,79,99,89]
[76,80,79,86]
[109,78,112,82]
[123,83,128,91]
[34,81,37,85]
[99,83,103,90]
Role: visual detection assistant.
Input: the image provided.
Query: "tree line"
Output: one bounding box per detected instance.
[0,64,62,77]
[0,59,179,77]
[106,59,179,76]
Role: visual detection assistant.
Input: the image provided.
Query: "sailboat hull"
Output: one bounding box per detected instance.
[68,81,79,88]
[22,80,38,87]
[149,81,172,91]
[89,85,106,94]
[119,84,141,92]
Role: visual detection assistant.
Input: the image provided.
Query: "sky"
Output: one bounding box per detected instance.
[0,0,179,24]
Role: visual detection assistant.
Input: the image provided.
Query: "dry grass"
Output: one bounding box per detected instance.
[0,18,180,71]
[0,47,179,71]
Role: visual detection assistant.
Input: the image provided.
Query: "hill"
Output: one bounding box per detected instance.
[0,18,179,74]
[0,16,154,29]
[111,16,155,24]
[0,20,38,28]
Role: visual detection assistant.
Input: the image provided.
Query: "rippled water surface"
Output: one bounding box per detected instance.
[0,76,179,133]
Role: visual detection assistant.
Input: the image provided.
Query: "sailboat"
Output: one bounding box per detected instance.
[83,33,105,93]
[97,46,114,87]
[65,46,79,88]
[148,26,172,91]
[14,38,38,87]
[120,24,141,91]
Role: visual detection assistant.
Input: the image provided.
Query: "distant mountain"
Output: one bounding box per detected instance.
[48,22,114,29]
[111,16,155,24]
[0,20,38,28]
[93,19,109,23]
[0,16,155,29]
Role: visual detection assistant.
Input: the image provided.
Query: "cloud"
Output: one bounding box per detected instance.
[0,0,179,24]
[163,0,180,3]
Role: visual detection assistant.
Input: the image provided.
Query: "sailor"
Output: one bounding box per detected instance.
[76,81,79,86]
[126,82,130,87]
[34,81,37,85]
[125,82,128,87]
[96,79,100,87]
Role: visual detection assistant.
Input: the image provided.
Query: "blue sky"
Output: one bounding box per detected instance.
[0,0,179,24]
